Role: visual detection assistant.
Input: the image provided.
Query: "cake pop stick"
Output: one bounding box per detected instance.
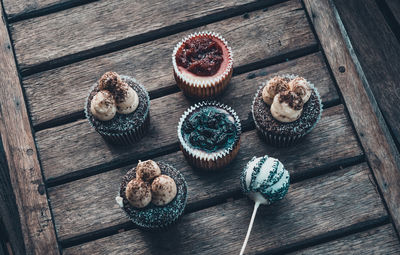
[239,201,260,255]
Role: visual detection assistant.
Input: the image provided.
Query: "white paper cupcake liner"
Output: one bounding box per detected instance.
[85,75,150,145]
[172,31,234,99]
[251,74,323,147]
[177,101,241,170]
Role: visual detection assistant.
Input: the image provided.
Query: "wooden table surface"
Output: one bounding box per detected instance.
[1,0,400,254]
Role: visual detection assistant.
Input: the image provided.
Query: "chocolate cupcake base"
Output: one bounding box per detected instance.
[100,113,150,145]
[118,162,187,230]
[251,75,323,147]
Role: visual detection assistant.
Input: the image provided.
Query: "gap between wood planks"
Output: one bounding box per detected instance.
[45,98,340,188]
[33,44,319,132]
[59,156,366,249]
[6,0,99,23]
[376,0,400,43]
[15,0,288,77]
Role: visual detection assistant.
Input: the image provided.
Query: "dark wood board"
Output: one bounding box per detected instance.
[3,0,96,21]
[334,0,400,148]
[63,164,387,254]
[385,0,400,27]
[10,0,293,72]
[22,1,317,127]
[35,52,339,181]
[304,0,400,235]
[0,135,25,255]
[290,224,400,255]
[48,104,362,240]
[0,2,60,253]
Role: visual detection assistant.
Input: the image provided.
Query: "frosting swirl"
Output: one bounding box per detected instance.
[151,175,177,206]
[90,90,117,121]
[136,160,161,182]
[116,85,139,114]
[270,91,304,123]
[240,155,290,204]
[98,71,122,91]
[262,76,290,105]
[289,77,311,103]
[125,178,152,208]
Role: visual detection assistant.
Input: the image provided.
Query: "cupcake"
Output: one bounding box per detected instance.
[251,75,322,147]
[85,72,150,144]
[177,101,241,170]
[172,31,233,99]
[116,160,187,230]
[239,155,290,255]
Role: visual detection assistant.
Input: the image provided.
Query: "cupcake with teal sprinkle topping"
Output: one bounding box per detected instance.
[116,160,187,230]
[177,101,241,170]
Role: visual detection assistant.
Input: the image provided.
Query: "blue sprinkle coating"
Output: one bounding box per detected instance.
[119,162,187,230]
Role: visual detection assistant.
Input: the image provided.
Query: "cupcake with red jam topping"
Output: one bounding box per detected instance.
[252,75,322,147]
[116,160,187,230]
[85,72,150,144]
[172,31,233,99]
[178,101,241,170]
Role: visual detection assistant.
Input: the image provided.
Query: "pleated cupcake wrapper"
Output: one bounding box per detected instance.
[177,101,241,170]
[84,75,150,145]
[251,74,323,147]
[98,113,150,145]
[172,31,234,99]
[117,162,188,231]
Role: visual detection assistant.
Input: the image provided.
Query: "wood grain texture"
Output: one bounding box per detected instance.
[304,0,400,235]
[48,104,362,240]
[0,136,25,255]
[385,0,400,26]
[10,0,293,72]
[35,52,338,181]
[63,164,387,254]
[0,2,60,254]
[290,224,400,255]
[22,1,317,127]
[334,0,400,147]
[2,0,95,21]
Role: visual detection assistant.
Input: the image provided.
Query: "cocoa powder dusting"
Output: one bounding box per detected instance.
[279,91,304,110]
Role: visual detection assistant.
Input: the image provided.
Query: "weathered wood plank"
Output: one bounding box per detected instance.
[334,0,400,148]
[304,0,400,235]
[22,1,317,127]
[10,0,294,72]
[290,224,400,255]
[385,0,400,27]
[0,135,25,255]
[48,104,362,240]
[63,164,387,254]
[2,0,95,21]
[0,2,60,254]
[35,52,338,181]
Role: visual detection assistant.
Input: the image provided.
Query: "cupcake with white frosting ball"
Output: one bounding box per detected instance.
[85,71,150,144]
[252,74,322,147]
[116,160,187,230]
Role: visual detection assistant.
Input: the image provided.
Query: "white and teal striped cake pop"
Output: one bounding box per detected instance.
[239,155,290,255]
